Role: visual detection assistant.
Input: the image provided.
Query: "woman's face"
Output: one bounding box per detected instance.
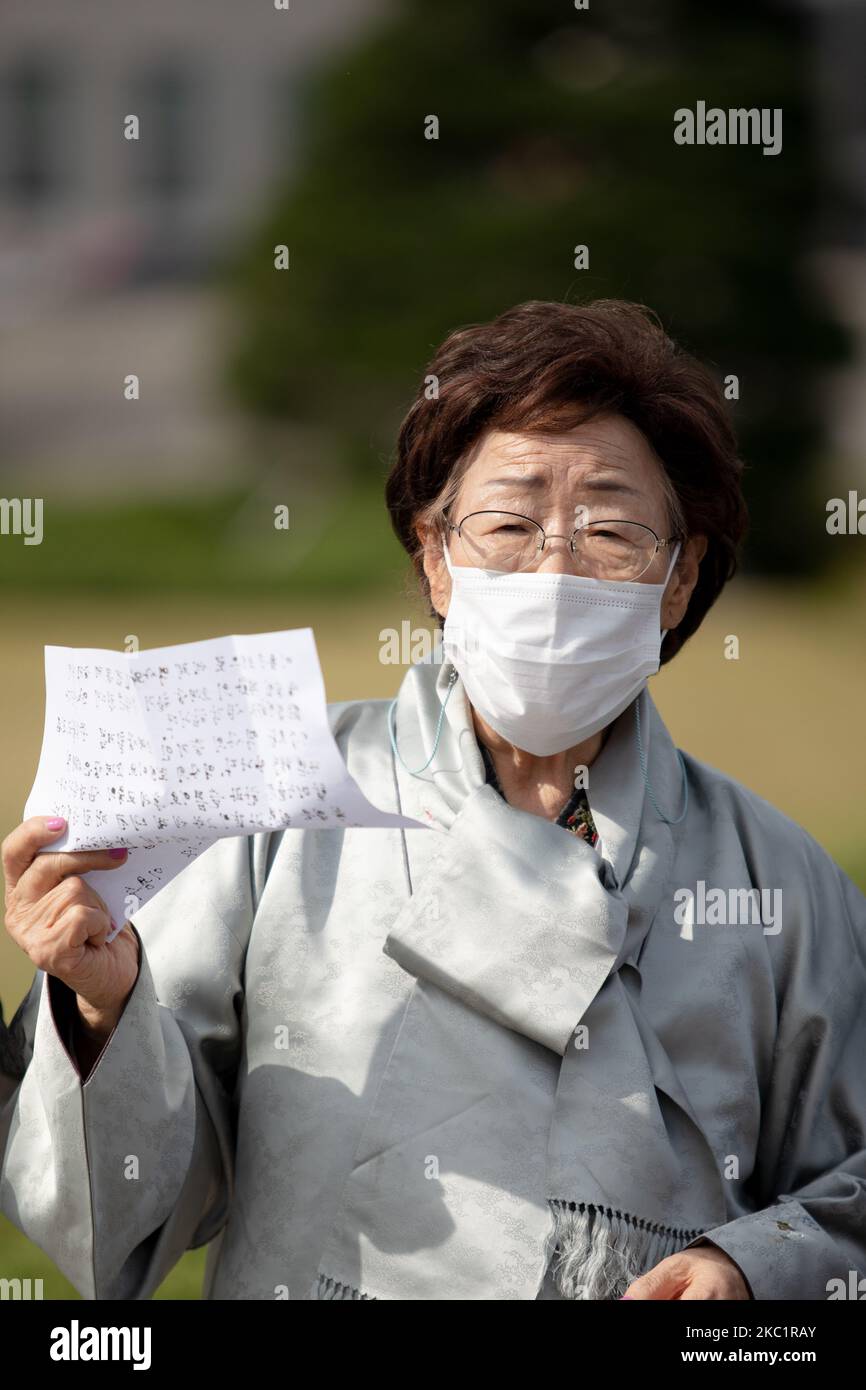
[419,413,707,633]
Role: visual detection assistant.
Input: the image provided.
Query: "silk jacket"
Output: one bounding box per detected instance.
[2,659,865,1300]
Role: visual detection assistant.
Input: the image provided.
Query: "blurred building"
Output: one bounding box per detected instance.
[0,0,388,492]
[0,0,393,281]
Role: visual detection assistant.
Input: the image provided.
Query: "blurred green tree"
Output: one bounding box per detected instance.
[223,0,851,574]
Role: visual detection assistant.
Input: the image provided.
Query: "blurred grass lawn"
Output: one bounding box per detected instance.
[1,577,864,1297]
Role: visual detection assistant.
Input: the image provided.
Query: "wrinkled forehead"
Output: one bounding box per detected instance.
[453,420,673,515]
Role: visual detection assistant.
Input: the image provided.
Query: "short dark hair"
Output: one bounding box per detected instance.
[385,298,749,662]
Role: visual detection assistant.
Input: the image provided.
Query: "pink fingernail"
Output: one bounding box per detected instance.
[620,1295,633,1300]
[46,816,66,831]
[108,847,127,859]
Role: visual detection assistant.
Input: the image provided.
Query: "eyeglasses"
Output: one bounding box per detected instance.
[444,509,679,582]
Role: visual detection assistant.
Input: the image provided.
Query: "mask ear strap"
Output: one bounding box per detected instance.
[659,540,682,641]
[664,539,682,585]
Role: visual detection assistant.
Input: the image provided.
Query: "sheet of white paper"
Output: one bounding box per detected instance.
[23,628,429,940]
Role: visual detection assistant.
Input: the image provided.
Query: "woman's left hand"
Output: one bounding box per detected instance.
[622,1244,752,1299]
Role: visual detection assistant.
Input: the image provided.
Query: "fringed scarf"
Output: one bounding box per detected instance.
[313,658,728,1299]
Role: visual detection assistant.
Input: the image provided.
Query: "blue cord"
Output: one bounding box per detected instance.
[388,667,458,776]
[634,697,689,826]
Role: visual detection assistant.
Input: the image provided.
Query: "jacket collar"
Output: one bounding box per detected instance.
[389,656,686,895]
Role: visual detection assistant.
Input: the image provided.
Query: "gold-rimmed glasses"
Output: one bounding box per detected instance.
[444,510,679,582]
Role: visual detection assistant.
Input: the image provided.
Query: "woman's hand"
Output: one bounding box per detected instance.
[2,815,140,1038]
[623,1244,752,1300]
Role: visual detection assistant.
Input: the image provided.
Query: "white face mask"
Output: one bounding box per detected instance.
[441,539,681,756]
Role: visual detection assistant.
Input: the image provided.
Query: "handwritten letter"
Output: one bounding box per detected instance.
[24,629,426,938]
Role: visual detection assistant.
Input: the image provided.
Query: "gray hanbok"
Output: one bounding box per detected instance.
[2,657,865,1300]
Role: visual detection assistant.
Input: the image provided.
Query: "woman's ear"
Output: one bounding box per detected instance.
[661,535,707,631]
[415,519,451,619]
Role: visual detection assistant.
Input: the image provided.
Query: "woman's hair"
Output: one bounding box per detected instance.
[384,298,749,663]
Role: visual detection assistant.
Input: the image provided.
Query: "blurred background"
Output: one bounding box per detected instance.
[1,0,864,1297]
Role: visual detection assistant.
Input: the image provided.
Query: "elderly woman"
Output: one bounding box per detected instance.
[2,299,865,1303]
